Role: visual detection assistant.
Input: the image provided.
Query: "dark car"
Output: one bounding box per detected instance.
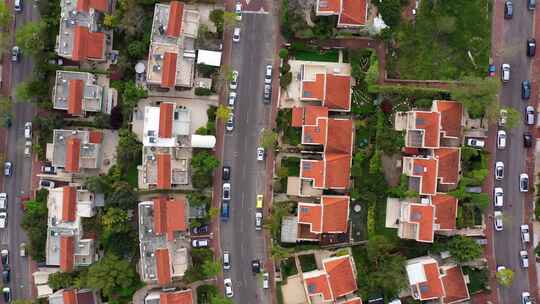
[221,201,230,220]
[505,1,513,18]
[251,259,261,274]
[1,250,8,267]
[2,269,9,284]
[524,132,533,148]
[222,166,230,181]
[527,38,536,57]
[522,80,531,99]
[529,0,536,10]
[191,225,209,235]
[263,84,272,103]
[2,287,10,303]
[11,46,20,63]
[488,64,496,77]
[3,162,12,177]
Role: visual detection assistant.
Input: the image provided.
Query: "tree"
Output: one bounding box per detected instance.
[446,236,483,263]
[15,21,46,55]
[121,81,147,114]
[216,104,231,121]
[280,72,292,88]
[103,13,119,29]
[209,9,224,33]
[117,129,142,171]
[450,77,500,120]
[260,129,278,150]
[85,255,141,298]
[496,267,514,287]
[84,175,112,195]
[20,190,49,262]
[106,181,138,210]
[222,11,237,28]
[191,151,220,175]
[502,107,520,129]
[436,16,457,35]
[202,260,221,278]
[368,149,382,174]
[47,271,77,290]
[127,41,148,59]
[372,0,403,28]
[0,2,11,28]
[187,192,211,208]
[102,208,130,234]
[210,296,234,304]
[208,207,220,219]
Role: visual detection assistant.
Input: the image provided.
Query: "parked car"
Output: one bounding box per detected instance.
[256,147,265,161]
[0,213,7,229]
[488,64,496,77]
[230,70,238,90]
[24,141,31,157]
[41,165,56,174]
[497,130,507,149]
[255,212,262,230]
[522,292,532,304]
[501,63,510,82]
[263,84,272,102]
[191,225,209,235]
[222,166,231,181]
[495,161,504,180]
[235,2,242,21]
[228,91,236,107]
[262,272,269,289]
[223,251,231,270]
[520,250,529,269]
[524,132,533,148]
[256,194,263,209]
[466,138,485,148]
[224,278,234,298]
[19,243,26,257]
[2,269,9,284]
[494,211,504,231]
[0,193,7,211]
[2,287,10,303]
[251,259,261,273]
[526,106,535,125]
[221,201,230,220]
[493,187,504,208]
[521,225,530,243]
[528,0,536,10]
[24,122,32,139]
[14,0,22,12]
[499,109,507,126]
[522,80,531,99]
[222,183,231,200]
[527,38,536,57]
[1,249,8,266]
[264,64,273,84]
[504,1,513,19]
[232,27,240,42]
[520,173,529,192]
[191,239,209,248]
[226,112,234,132]
[11,46,21,63]
[39,180,55,190]
[4,162,12,177]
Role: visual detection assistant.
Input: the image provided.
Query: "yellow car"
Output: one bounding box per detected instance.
[256,194,263,209]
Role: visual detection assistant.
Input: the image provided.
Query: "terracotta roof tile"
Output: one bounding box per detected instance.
[167,1,184,38]
[89,131,103,144]
[324,255,358,298]
[325,119,354,189]
[339,0,367,26]
[432,193,458,230]
[304,106,329,125]
[302,118,328,145]
[154,197,167,235]
[327,119,353,154]
[441,266,470,304]
[302,74,325,100]
[165,198,187,240]
[317,0,340,13]
[298,203,322,233]
[409,204,435,242]
[68,79,84,115]
[77,0,108,12]
[159,102,174,138]
[434,148,460,185]
[72,26,105,61]
[155,248,172,285]
[342,298,363,304]
[60,236,74,272]
[297,223,321,241]
[65,137,81,173]
[291,107,305,127]
[300,159,325,188]
[157,154,172,189]
[435,100,463,138]
[414,112,441,148]
[63,290,77,304]
[321,196,349,233]
[162,52,178,88]
[85,31,105,59]
[418,262,445,300]
[304,274,333,301]
[410,158,438,195]
[324,74,351,111]
[62,186,77,222]
[160,290,194,304]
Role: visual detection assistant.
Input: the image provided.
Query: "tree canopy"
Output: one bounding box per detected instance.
[15,21,46,55]
[446,236,483,263]
[85,255,141,299]
[450,76,500,120]
[496,267,514,287]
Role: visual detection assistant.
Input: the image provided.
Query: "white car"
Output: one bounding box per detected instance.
[497,130,506,149]
[39,180,55,190]
[223,251,231,270]
[520,250,529,269]
[223,183,231,200]
[494,211,503,231]
[228,91,236,107]
[520,173,529,192]
[499,109,507,126]
[521,225,530,243]
[24,140,31,157]
[235,3,242,21]
[230,70,238,90]
[526,106,535,125]
[232,27,240,42]
[262,272,269,289]
[493,187,504,208]
[264,64,273,84]
[24,122,32,139]
[257,147,265,161]
[191,239,209,248]
[501,63,510,82]
[0,212,7,229]
[522,292,532,304]
[255,212,262,230]
[495,161,504,180]
[0,193,6,211]
[466,138,485,148]
[226,112,234,132]
[224,278,234,298]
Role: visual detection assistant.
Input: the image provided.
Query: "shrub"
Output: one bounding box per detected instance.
[195,87,213,96]
[280,63,291,75]
[279,48,289,59]
[280,72,292,89]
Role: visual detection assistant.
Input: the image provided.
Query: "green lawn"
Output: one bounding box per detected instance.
[462,266,488,293]
[392,0,491,80]
[294,50,339,62]
[282,157,300,176]
[298,254,317,272]
[125,162,139,188]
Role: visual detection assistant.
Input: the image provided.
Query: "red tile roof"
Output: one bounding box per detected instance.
[162,52,178,88]
[302,74,325,100]
[324,255,358,298]
[153,197,187,240]
[60,236,74,272]
[435,100,463,139]
[62,186,77,222]
[167,1,184,38]
[304,274,333,301]
[325,119,353,189]
[298,203,322,233]
[291,107,305,127]
[72,26,105,61]
[414,112,441,148]
[321,196,349,233]
[434,148,460,185]
[63,290,77,304]
[65,137,81,172]
[304,106,329,125]
[155,248,172,285]
[160,290,194,304]
[342,298,363,304]
[300,159,325,188]
[317,0,340,13]
[303,118,327,145]
[157,154,172,189]
[159,102,174,138]
[77,0,108,12]
[441,266,470,304]
[432,194,458,230]
[324,74,351,111]
[68,79,84,116]
[89,131,103,144]
[154,196,167,235]
[339,0,367,26]
[409,204,435,242]
[410,158,438,195]
[418,262,445,300]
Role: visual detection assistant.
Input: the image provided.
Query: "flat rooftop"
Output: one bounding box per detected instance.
[53,70,103,114]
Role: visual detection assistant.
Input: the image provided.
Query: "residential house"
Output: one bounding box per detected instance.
[144,289,193,304]
[46,186,99,271]
[296,195,350,242]
[406,256,470,303]
[52,71,116,117]
[299,66,352,112]
[47,129,104,175]
[55,0,112,62]
[315,0,368,28]
[301,255,361,303]
[138,196,190,285]
[146,1,200,90]
[48,289,100,304]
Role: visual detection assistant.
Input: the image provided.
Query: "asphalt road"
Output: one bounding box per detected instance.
[219,4,277,304]
[2,0,40,300]
[493,1,534,302]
